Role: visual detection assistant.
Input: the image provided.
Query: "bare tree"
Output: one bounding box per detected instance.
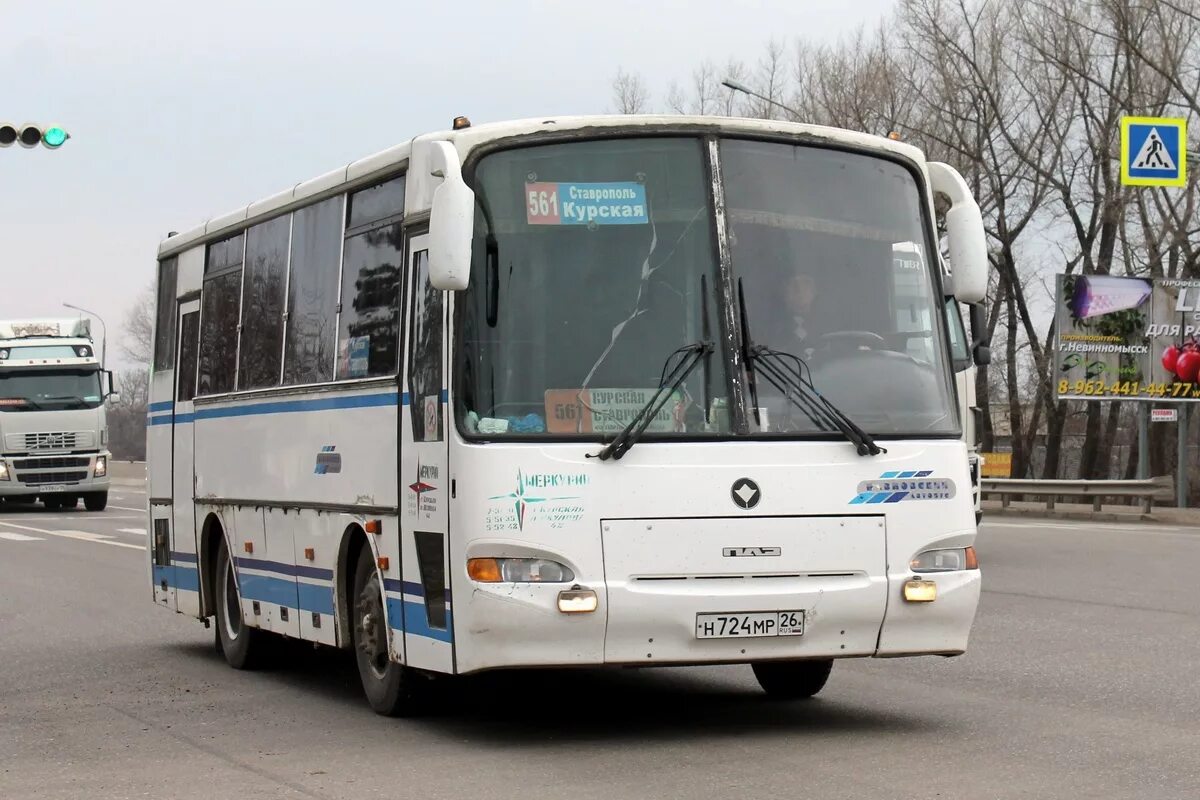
[120,282,155,366]
[611,68,650,114]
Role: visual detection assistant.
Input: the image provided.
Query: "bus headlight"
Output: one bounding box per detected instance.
[909,546,978,572]
[0,461,9,481]
[94,456,107,478]
[467,557,575,583]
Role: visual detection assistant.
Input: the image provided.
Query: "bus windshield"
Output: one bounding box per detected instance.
[0,368,104,412]
[457,136,957,439]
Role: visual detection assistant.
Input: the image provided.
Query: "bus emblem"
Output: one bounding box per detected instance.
[730,478,761,509]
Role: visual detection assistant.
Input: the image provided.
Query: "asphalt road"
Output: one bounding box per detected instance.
[2,486,1199,800]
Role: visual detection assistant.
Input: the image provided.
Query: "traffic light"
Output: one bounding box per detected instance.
[0,123,70,149]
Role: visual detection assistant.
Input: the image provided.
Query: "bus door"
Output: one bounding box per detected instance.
[398,231,454,672]
[162,299,201,615]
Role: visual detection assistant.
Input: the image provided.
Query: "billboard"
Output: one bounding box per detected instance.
[1055,275,1200,401]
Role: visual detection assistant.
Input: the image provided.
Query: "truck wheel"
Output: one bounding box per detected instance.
[84,492,108,512]
[42,496,63,511]
[214,539,266,669]
[352,546,428,716]
[752,659,833,699]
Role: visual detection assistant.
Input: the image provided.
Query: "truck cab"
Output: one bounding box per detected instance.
[0,319,115,511]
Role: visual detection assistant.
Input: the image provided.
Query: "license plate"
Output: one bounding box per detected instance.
[39,484,68,493]
[695,610,805,639]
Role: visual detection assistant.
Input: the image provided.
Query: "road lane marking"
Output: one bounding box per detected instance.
[0,521,142,550]
[0,532,43,542]
[109,505,147,513]
[118,528,146,536]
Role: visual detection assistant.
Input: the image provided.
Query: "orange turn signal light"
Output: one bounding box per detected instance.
[964,546,979,570]
[377,556,390,570]
[303,547,315,561]
[365,519,381,534]
[467,558,502,582]
[243,541,254,554]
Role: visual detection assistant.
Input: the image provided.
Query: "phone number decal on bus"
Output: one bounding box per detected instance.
[525,182,648,226]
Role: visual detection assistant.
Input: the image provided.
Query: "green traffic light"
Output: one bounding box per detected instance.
[42,126,69,148]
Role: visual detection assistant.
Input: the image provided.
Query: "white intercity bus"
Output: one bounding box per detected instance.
[146,115,989,715]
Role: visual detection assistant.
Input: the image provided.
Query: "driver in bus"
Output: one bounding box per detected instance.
[783,271,820,357]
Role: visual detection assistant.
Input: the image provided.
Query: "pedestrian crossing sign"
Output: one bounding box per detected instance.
[1121,116,1187,187]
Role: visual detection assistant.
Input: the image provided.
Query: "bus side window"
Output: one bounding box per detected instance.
[177,311,200,402]
[408,249,442,442]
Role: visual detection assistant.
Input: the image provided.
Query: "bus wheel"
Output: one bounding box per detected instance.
[352,547,425,716]
[214,540,265,669]
[751,659,833,699]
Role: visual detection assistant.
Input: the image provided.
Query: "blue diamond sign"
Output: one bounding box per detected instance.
[1121,116,1187,187]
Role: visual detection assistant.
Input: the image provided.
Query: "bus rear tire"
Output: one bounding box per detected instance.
[752,659,833,699]
[84,492,108,512]
[352,547,426,716]
[214,540,266,670]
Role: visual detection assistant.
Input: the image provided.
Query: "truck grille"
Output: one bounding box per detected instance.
[12,456,91,470]
[16,471,88,484]
[4,431,96,452]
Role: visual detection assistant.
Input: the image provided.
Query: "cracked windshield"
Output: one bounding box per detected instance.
[458,137,729,437]
[459,136,957,438]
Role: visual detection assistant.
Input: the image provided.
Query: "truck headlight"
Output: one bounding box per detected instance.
[467,557,575,583]
[94,456,107,478]
[0,461,9,481]
[909,546,978,572]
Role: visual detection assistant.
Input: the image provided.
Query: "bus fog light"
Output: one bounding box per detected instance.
[557,588,598,614]
[0,461,9,481]
[94,456,107,478]
[909,546,977,572]
[903,579,938,602]
[467,557,575,583]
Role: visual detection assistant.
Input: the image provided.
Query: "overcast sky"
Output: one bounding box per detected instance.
[1,0,895,368]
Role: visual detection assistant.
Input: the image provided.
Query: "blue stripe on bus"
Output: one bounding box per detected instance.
[235,556,333,581]
[148,391,416,425]
[153,564,199,592]
[297,581,336,616]
[148,401,175,412]
[386,597,454,643]
[170,551,197,564]
[383,578,452,603]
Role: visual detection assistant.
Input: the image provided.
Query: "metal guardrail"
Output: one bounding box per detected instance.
[982,476,1175,514]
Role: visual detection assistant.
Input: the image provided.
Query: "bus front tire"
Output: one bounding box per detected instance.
[752,659,833,699]
[214,540,266,670]
[84,492,108,512]
[352,547,427,716]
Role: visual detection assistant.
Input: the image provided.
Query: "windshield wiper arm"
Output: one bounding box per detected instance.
[588,340,713,461]
[752,347,884,456]
[45,394,90,408]
[736,278,883,456]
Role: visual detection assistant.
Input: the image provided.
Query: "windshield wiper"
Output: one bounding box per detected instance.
[588,339,713,461]
[44,394,90,408]
[737,279,884,456]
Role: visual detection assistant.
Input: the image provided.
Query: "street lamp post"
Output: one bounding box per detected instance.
[721,79,803,119]
[63,303,106,368]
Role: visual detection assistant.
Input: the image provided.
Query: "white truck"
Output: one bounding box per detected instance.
[0,319,116,511]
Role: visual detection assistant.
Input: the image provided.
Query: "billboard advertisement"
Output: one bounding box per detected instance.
[1055,274,1200,401]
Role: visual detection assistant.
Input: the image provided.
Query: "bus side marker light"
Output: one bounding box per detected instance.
[303,547,315,561]
[558,588,598,614]
[377,557,390,570]
[903,579,937,603]
[243,541,253,554]
[365,520,381,534]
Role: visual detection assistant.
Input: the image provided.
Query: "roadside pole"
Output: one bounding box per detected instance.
[1178,404,1191,508]
[1137,404,1149,479]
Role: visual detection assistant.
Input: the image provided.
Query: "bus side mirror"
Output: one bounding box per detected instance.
[928,162,987,304]
[428,140,474,291]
